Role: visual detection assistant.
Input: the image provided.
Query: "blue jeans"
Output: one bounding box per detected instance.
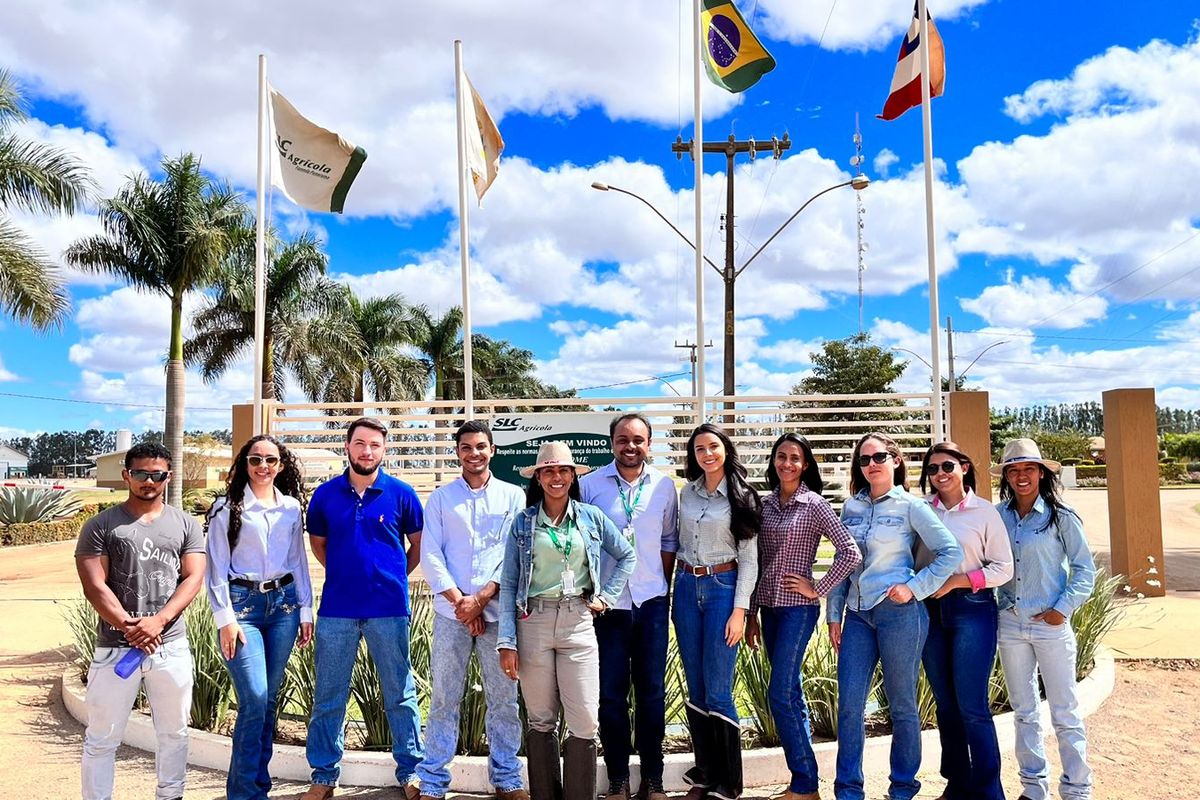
[835,599,928,800]
[417,613,523,797]
[307,615,424,787]
[761,605,820,795]
[998,610,1092,800]
[222,583,302,800]
[596,593,670,782]
[921,590,1004,800]
[672,570,739,724]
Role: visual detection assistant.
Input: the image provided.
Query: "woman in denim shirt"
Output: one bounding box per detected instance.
[827,432,961,800]
[497,442,635,800]
[674,423,761,800]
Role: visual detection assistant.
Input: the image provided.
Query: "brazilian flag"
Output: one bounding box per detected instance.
[702,0,776,93]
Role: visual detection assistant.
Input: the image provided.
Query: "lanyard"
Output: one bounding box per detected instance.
[615,476,645,526]
[544,517,574,559]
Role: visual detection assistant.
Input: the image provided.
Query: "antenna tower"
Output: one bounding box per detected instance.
[850,114,868,333]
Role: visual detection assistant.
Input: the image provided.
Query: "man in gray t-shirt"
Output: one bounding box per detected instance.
[75,442,205,800]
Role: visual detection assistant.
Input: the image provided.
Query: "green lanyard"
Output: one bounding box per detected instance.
[616,477,645,526]
[544,517,574,559]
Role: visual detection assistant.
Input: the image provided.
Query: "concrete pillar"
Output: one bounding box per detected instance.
[1103,388,1165,596]
[948,390,993,501]
[231,402,272,456]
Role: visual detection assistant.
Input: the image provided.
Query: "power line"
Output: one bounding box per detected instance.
[952,329,1200,347]
[0,390,226,412]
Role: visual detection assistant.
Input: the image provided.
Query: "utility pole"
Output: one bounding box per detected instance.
[675,339,714,398]
[673,133,791,407]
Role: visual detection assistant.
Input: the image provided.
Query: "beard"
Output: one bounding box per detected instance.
[349,459,379,476]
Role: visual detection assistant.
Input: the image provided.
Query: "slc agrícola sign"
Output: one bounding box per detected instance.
[489,413,612,485]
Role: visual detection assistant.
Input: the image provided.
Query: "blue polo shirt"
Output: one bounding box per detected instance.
[307,469,424,618]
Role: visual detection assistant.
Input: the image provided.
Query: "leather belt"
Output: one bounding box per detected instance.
[231,573,294,592]
[677,560,737,576]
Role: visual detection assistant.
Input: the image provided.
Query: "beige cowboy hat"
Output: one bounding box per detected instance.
[990,438,1061,476]
[519,441,593,478]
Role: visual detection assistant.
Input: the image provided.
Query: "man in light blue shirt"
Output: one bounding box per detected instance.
[416,421,528,800]
[580,413,678,800]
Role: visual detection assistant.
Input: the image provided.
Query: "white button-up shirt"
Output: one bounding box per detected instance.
[420,473,526,622]
[205,485,315,627]
[916,490,1015,588]
[580,460,679,609]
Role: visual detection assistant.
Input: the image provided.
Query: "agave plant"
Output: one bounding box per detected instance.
[0,486,82,524]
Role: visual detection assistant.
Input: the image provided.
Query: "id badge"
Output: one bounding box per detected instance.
[623,524,635,542]
[560,568,576,595]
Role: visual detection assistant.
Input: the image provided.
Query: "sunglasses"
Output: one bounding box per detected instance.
[128,469,169,483]
[856,452,893,467]
[924,461,961,475]
[247,455,281,467]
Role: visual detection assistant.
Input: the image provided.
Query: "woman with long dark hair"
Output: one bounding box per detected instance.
[205,435,314,800]
[993,439,1095,800]
[496,442,635,800]
[827,432,961,800]
[917,441,1013,800]
[746,434,860,800]
[675,423,761,800]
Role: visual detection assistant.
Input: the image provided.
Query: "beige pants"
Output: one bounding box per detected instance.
[517,596,600,739]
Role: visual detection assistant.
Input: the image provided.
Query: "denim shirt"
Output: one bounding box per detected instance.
[996,496,1096,622]
[826,486,962,624]
[678,477,759,609]
[497,499,636,651]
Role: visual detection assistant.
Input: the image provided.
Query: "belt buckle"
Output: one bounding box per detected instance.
[257,579,273,592]
[696,565,712,577]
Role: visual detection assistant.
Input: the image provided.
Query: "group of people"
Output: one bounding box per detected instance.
[73,413,1096,800]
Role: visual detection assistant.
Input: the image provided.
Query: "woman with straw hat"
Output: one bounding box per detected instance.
[993,438,1095,800]
[497,441,636,800]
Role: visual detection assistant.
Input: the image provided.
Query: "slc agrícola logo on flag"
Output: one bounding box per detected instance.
[702,0,776,93]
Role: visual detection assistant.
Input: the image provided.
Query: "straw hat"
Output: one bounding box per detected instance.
[990,438,1061,476]
[519,441,593,478]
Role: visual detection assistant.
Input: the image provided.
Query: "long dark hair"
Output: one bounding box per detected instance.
[525,469,583,508]
[918,441,977,495]
[206,435,306,550]
[848,432,907,496]
[685,423,761,541]
[765,433,823,495]
[999,461,1072,533]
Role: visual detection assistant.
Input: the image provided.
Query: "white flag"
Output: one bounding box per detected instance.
[268,84,366,213]
[461,75,504,202]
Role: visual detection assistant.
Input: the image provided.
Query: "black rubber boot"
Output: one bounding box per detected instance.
[682,703,714,795]
[562,736,598,800]
[707,715,743,800]
[526,729,563,800]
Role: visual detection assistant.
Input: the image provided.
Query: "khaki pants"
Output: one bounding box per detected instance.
[517,596,600,739]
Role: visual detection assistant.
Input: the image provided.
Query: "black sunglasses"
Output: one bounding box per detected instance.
[247,455,281,467]
[128,469,169,483]
[924,461,961,475]
[856,452,893,467]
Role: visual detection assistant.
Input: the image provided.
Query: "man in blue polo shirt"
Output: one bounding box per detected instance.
[302,417,425,800]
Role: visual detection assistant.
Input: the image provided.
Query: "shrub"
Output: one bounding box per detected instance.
[187,602,234,731]
[1076,477,1107,488]
[0,486,83,524]
[736,639,777,746]
[1071,568,1126,681]
[1075,465,1107,479]
[801,631,841,739]
[1186,462,1200,474]
[1159,461,1188,483]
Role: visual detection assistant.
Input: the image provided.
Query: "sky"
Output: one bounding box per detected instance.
[2,0,1199,438]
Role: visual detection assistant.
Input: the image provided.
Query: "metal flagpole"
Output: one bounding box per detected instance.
[692,0,706,425]
[917,0,943,442]
[253,54,268,435]
[454,40,475,420]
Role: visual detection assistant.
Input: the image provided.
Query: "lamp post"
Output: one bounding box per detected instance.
[592,175,869,407]
[892,339,1009,388]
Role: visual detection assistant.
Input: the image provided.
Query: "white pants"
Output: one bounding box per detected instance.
[81,639,193,800]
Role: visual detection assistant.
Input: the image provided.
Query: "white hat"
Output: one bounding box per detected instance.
[518,441,592,478]
[990,438,1061,477]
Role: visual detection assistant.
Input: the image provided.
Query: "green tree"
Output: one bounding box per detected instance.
[0,70,93,329]
[66,153,245,507]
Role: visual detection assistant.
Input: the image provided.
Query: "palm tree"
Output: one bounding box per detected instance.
[0,70,93,329]
[411,306,465,402]
[66,153,244,507]
[185,222,360,401]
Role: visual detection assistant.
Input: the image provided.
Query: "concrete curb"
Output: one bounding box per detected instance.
[61,647,1115,790]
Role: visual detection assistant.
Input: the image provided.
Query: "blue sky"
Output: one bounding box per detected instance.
[2,0,1199,436]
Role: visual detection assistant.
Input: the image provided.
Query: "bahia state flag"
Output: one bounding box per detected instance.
[878,3,946,121]
[701,0,776,93]
[268,84,367,213]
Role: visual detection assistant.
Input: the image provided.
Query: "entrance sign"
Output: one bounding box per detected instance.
[490,413,612,485]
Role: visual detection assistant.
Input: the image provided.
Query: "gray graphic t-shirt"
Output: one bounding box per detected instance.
[75,504,205,647]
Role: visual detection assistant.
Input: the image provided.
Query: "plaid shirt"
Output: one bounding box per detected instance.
[751,485,861,613]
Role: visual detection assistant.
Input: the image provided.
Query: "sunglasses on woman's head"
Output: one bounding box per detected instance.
[128,469,169,483]
[247,455,281,467]
[924,461,960,475]
[856,452,892,467]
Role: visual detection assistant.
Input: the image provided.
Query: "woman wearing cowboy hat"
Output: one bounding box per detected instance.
[993,438,1095,800]
[496,441,636,800]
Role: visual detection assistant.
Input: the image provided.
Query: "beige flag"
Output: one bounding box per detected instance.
[462,75,504,202]
[268,84,367,213]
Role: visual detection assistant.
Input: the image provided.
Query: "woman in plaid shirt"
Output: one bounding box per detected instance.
[746,434,861,800]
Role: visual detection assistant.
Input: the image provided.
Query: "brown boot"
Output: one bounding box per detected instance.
[635,778,668,800]
[496,789,531,800]
[604,778,631,800]
[770,792,820,800]
[300,786,336,800]
[526,730,563,800]
[562,736,598,800]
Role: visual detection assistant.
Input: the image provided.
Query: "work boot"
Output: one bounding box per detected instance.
[496,789,531,800]
[300,786,336,800]
[707,715,743,800]
[525,730,563,800]
[635,777,668,800]
[562,736,598,800]
[604,778,631,800]
[682,703,714,792]
[770,792,820,800]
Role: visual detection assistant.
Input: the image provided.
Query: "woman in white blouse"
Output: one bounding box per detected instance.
[917,441,1013,800]
[206,435,314,800]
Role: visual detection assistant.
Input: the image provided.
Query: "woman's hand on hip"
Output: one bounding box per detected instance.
[219,622,246,660]
[724,608,746,647]
[886,583,915,604]
[499,649,520,681]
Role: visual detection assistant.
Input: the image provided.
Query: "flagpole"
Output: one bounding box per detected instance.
[253,54,268,435]
[692,0,707,425]
[917,0,943,442]
[453,41,476,421]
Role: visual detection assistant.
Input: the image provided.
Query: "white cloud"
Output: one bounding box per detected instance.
[873,148,899,178]
[758,0,990,52]
[0,355,18,382]
[960,276,1109,329]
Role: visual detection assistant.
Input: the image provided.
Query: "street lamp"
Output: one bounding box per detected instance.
[593,175,869,406]
[892,339,1010,388]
